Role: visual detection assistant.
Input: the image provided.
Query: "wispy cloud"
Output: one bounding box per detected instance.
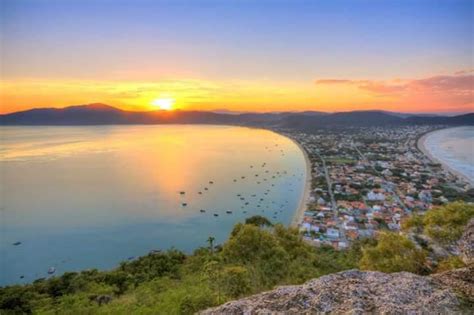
[316,72,473,95]
[314,71,473,112]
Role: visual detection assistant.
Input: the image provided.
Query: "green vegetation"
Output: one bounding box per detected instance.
[359,232,427,274]
[0,217,357,314]
[325,157,356,166]
[403,202,474,244]
[1,203,472,314]
[435,256,465,273]
[244,215,273,227]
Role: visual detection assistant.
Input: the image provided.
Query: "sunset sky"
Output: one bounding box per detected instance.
[1,0,473,114]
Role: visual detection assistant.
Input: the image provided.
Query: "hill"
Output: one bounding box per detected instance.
[1,104,473,128]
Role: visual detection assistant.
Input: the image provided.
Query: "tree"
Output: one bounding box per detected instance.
[359,232,427,274]
[244,215,273,227]
[221,224,289,287]
[219,266,252,298]
[207,236,216,254]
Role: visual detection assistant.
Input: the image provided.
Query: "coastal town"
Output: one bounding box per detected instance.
[281,126,473,250]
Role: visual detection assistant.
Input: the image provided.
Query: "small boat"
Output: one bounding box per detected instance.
[20,275,24,279]
[237,194,241,196]
[209,181,214,184]
[245,202,249,205]
[179,191,185,195]
[204,187,208,190]
[213,213,219,217]
[128,256,135,260]
[233,179,237,182]
[198,191,202,194]
[200,209,206,213]
[182,203,187,206]
[240,197,245,200]
[241,176,245,179]
[226,210,232,214]
[47,267,56,275]
[12,241,22,246]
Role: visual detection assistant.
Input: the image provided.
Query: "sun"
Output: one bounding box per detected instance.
[151,98,175,110]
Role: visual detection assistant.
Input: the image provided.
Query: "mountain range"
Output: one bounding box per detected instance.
[1,103,473,130]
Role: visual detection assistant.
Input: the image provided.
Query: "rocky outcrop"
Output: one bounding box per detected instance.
[432,220,474,300]
[433,267,474,301]
[201,270,461,314]
[458,218,474,265]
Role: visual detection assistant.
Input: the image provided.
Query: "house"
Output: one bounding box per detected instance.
[326,228,340,239]
[367,190,385,201]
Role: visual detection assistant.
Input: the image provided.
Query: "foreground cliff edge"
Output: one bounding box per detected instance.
[203,221,474,314]
[201,269,466,314]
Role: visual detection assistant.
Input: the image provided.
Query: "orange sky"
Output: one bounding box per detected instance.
[1,73,473,114]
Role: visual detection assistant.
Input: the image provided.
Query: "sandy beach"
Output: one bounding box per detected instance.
[290,139,312,227]
[417,128,473,187]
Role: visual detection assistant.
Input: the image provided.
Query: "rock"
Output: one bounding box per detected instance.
[201,270,461,314]
[458,218,474,266]
[433,266,474,301]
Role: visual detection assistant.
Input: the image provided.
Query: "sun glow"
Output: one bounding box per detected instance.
[152,98,175,110]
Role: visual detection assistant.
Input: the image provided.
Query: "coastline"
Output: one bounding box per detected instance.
[290,138,312,227]
[417,127,473,187]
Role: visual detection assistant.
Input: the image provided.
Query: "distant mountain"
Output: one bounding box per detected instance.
[1,104,473,128]
[0,104,236,125]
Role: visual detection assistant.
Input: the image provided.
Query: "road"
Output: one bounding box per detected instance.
[315,151,347,243]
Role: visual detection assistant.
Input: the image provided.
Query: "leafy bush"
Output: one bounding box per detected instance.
[423,202,474,244]
[359,232,427,274]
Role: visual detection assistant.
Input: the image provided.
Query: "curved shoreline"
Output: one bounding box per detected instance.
[290,139,312,227]
[417,127,473,187]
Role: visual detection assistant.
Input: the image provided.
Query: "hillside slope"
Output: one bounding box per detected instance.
[203,219,474,314]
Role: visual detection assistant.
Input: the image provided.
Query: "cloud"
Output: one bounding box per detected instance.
[316,72,473,95]
[314,71,474,112]
[454,69,474,75]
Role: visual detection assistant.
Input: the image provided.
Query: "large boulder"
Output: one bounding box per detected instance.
[201,270,460,314]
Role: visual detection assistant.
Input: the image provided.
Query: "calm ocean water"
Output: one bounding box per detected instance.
[0,125,307,285]
[424,126,474,184]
